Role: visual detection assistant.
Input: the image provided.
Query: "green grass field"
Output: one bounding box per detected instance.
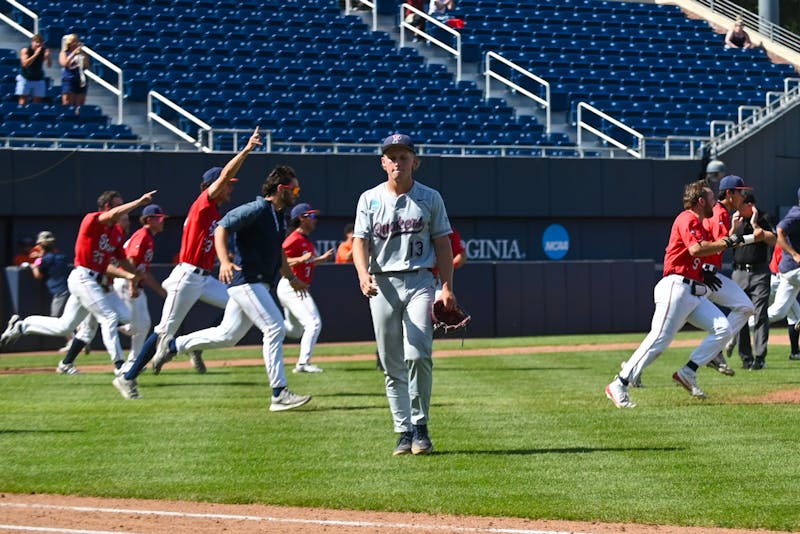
[1,333,799,531]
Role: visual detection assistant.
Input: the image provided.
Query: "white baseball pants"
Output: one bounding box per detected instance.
[113,278,150,360]
[21,267,125,361]
[621,275,731,384]
[705,272,754,342]
[276,277,322,366]
[73,285,133,363]
[767,266,800,325]
[175,282,288,388]
[154,262,228,338]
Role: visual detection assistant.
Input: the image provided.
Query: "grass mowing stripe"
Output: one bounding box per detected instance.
[0,334,798,531]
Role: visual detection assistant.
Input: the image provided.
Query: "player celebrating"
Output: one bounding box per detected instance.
[605,180,745,408]
[0,190,155,365]
[277,202,334,374]
[352,133,457,455]
[112,128,261,399]
[139,165,313,412]
[703,175,758,375]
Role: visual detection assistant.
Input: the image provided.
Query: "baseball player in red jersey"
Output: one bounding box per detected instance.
[606,181,744,408]
[766,245,800,359]
[277,202,334,373]
[702,175,759,375]
[113,128,261,399]
[0,190,156,367]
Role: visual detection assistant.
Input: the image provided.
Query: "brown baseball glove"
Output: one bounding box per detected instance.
[431,300,471,334]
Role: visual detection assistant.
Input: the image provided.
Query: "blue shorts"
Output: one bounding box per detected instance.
[15,74,46,98]
[61,76,87,95]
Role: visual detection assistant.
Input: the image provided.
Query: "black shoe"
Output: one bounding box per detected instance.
[790,353,800,361]
[741,357,754,370]
[393,431,413,456]
[411,424,433,455]
[750,358,766,371]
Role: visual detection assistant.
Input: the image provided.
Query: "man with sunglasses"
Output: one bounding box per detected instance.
[277,202,334,374]
[143,165,312,412]
[113,128,261,399]
[725,192,775,370]
[353,133,458,455]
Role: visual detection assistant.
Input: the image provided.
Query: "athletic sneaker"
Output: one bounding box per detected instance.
[750,357,766,371]
[706,353,735,376]
[672,367,706,399]
[393,431,413,456]
[115,360,134,378]
[411,424,433,455]
[112,375,141,400]
[790,353,800,361]
[56,361,80,375]
[605,377,636,408]
[741,357,754,370]
[190,350,207,374]
[0,314,22,348]
[293,363,323,374]
[151,335,175,375]
[269,388,311,412]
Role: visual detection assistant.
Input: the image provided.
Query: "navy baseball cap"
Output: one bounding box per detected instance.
[142,204,167,218]
[718,175,752,191]
[290,202,319,221]
[201,166,239,186]
[381,133,415,154]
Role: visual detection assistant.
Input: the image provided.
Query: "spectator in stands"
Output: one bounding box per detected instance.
[16,34,51,105]
[12,236,35,266]
[59,34,91,113]
[725,18,753,49]
[429,0,455,23]
[335,223,355,264]
[405,0,426,40]
[30,231,71,319]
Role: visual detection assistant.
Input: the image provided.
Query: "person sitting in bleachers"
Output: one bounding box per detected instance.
[725,18,753,49]
[16,34,51,105]
[429,0,455,24]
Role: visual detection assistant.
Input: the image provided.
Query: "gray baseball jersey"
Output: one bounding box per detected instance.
[353,181,451,273]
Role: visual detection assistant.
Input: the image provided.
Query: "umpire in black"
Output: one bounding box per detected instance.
[729,192,777,370]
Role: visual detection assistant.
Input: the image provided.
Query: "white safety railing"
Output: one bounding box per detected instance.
[344,0,377,31]
[81,46,123,125]
[695,0,800,54]
[576,102,645,158]
[0,0,38,36]
[205,127,273,153]
[484,51,550,135]
[147,91,211,152]
[705,76,800,154]
[400,3,461,82]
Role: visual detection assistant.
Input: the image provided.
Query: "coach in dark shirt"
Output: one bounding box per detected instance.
[729,192,776,370]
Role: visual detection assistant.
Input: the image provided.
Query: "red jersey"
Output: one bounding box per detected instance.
[663,209,711,282]
[124,227,155,274]
[432,227,464,278]
[179,191,220,271]
[702,202,730,268]
[283,230,316,284]
[770,244,782,274]
[73,212,125,272]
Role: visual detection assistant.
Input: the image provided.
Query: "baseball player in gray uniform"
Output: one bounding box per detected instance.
[352,133,457,456]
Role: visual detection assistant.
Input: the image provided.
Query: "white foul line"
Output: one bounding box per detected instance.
[0,502,591,534]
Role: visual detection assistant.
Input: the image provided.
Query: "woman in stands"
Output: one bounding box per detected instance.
[725,18,753,49]
[59,34,91,113]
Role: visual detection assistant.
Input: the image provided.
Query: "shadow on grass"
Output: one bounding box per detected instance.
[0,429,84,434]
[435,446,683,455]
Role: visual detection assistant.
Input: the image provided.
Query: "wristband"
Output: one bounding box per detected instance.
[742,234,755,245]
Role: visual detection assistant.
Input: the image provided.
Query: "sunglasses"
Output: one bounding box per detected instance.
[278,184,301,196]
[301,213,317,220]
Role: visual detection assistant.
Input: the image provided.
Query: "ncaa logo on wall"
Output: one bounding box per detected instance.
[542,224,569,260]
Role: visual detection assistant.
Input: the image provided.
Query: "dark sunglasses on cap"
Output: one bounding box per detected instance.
[301,213,317,220]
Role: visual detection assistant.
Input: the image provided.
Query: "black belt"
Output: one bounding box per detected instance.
[679,276,709,296]
[81,267,102,281]
[733,263,767,273]
[192,267,211,276]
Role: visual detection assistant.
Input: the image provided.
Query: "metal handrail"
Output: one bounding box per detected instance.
[147,91,211,152]
[693,0,800,55]
[400,3,461,82]
[484,51,550,135]
[737,105,760,123]
[206,127,273,152]
[0,0,38,36]
[576,102,644,158]
[81,45,123,125]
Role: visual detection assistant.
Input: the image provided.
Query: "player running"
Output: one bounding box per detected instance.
[606,180,746,408]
